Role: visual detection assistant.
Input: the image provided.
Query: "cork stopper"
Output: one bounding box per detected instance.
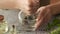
[0,15,4,21]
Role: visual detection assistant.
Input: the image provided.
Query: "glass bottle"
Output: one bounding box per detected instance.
[18,11,36,31]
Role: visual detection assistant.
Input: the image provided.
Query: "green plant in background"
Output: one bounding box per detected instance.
[46,18,60,31]
[46,16,60,34]
[50,27,60,34]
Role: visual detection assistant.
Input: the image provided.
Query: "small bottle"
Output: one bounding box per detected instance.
[18,11,36,31]
[11,25,16,34]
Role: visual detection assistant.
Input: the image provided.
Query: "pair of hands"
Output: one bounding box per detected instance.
[31,6,53,30]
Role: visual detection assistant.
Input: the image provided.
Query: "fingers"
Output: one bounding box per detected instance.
[36,7,45,13]
[36,7,47,21]
[34,8,52,30]
[37,10,46,21]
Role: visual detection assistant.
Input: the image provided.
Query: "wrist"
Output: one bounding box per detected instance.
[46,5,56,16]
[45,5,53,16]
[47,2,60,15]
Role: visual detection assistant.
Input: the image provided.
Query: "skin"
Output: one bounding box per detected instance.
[0,0,17,9]
[0,0,60,30]
[34,2,60,30]
[0,0,40,15]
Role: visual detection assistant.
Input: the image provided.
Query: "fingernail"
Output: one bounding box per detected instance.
[36,19,38,21]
